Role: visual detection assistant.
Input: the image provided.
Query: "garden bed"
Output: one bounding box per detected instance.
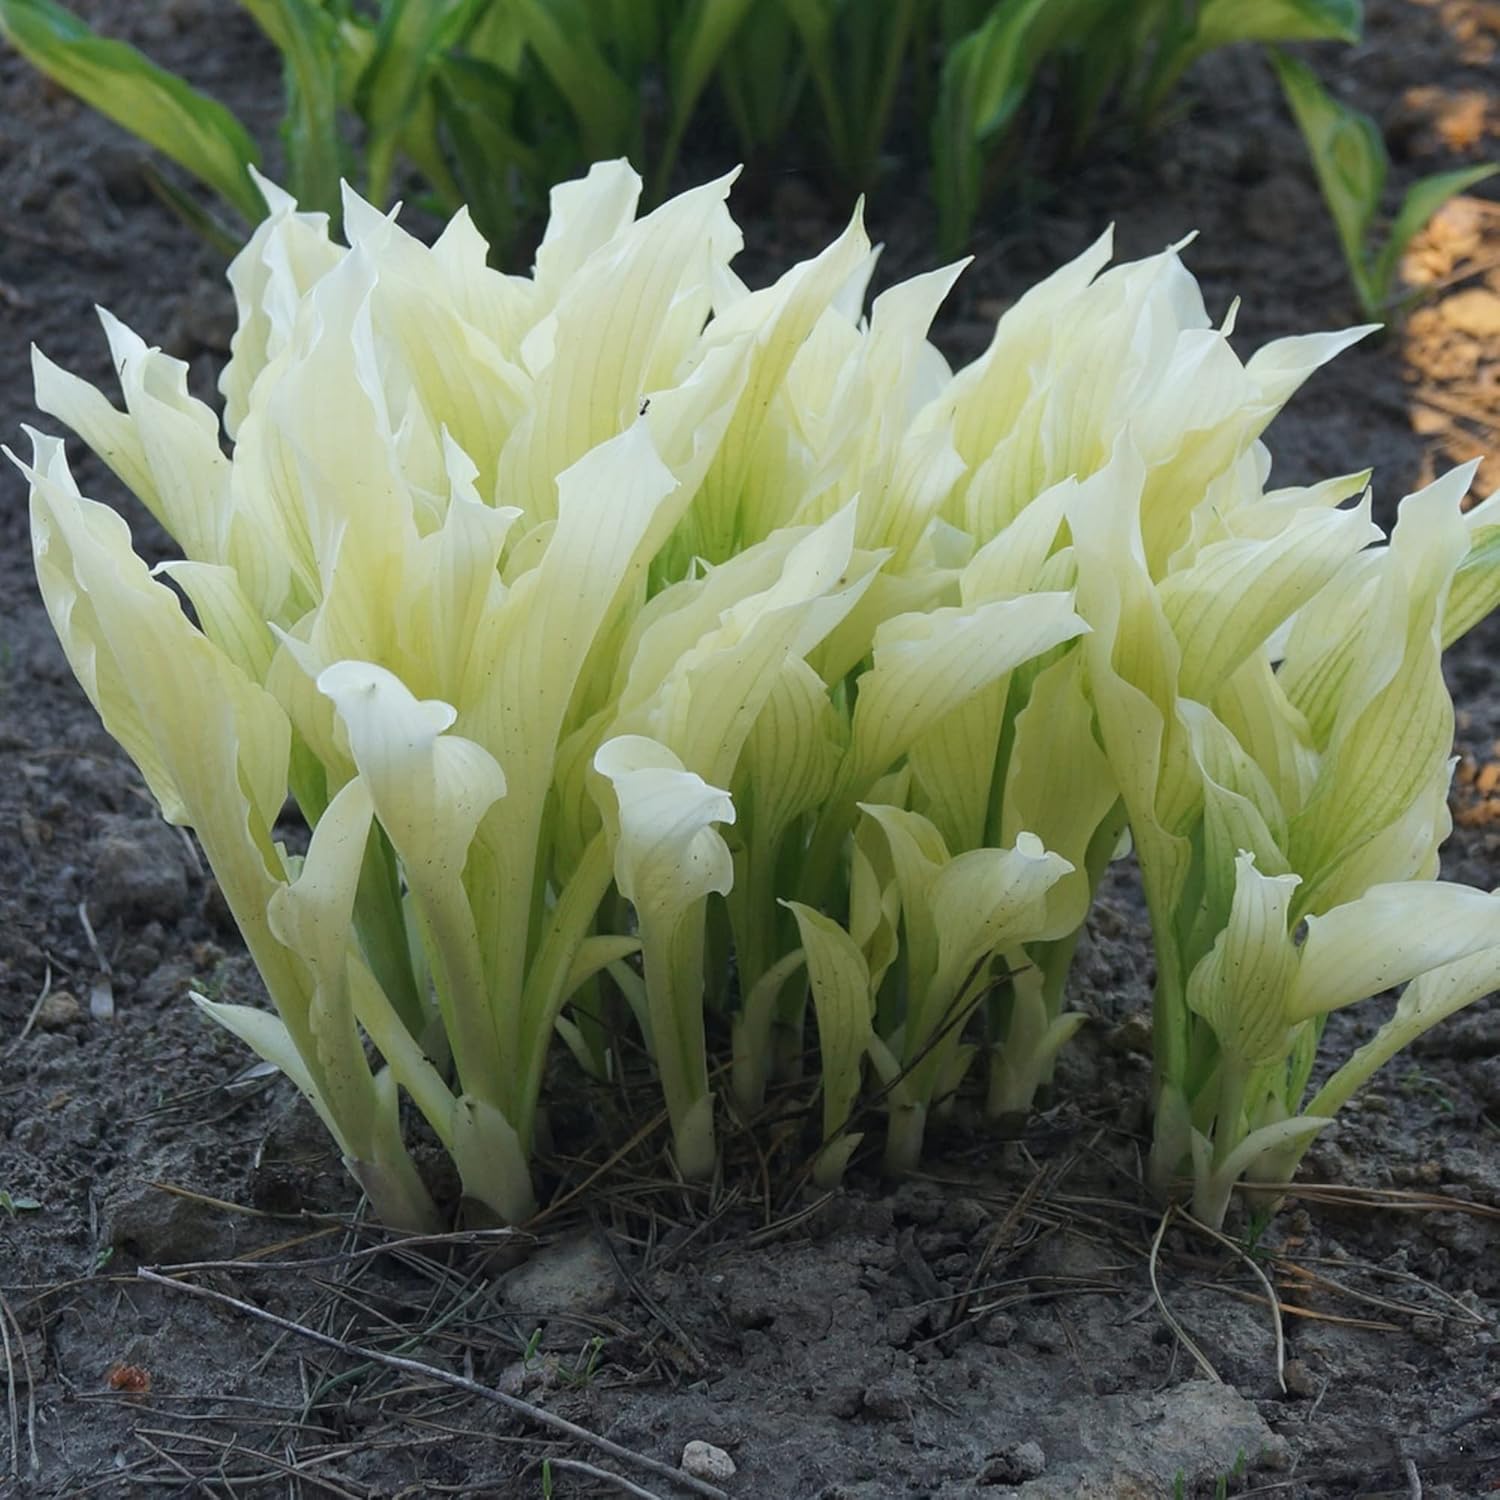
[2,2,1499,1495]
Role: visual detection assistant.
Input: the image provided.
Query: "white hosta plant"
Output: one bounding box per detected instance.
[17,164,776,1224]
[1068,440,1500,1226]
[18,155,1500,1232]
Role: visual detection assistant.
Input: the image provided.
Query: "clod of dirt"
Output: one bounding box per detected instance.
[681,1440,737,1482]
[860,1371,919,1419]
[89,814,193,925]
[104,1176,239,1264]
[977,1440,1047,1485]
[135,959,198,1009]
[1282,1357,1318,1398]
[33,989,82,1030]
[500,1232,619,1317]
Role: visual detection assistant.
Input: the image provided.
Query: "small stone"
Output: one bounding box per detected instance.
[1282,1358,1317,1398]
[501,1233,618,1317]
[1256,1434,1294,1473]
[978,1440,1047,1484]
[34,990,82,1030]
[681,1441,736,1482]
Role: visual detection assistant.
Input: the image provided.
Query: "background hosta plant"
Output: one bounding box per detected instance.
[14,159,1500,1232]
[12,0,1460,294]
[1271,50,1496,318]
[0,0,754,255]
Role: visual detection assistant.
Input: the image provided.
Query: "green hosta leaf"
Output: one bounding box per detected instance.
[1372,163,1499,310]
[858,803,950,1001]
[431,56,538,255]
[500,170,744,527]
[908,682,1006,855]
[850,818,902,996]
[1195,0,1361,48]
[1180,699,1290,937]
[34,310,232,568]
[17,432,289,885]
[0,0,264,222]
[736,657,847,854]
[932,0,1051,253]
[504,0,639,160]
[683,207,871,563]
[353,0,470,206]
[615,506,870,790]
[1447,490,1500,649]
[237,0,342,216]
[318,662,509,1114]
[656,0,757,191]
[929,833,1073,997]
[193,995,345,1145]
[1271,50,1385,309]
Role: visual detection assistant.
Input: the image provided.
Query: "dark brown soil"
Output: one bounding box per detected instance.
[2,4,1499,1497]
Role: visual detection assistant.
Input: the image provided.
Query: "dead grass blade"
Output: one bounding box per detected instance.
[1147,1205,1221,1384]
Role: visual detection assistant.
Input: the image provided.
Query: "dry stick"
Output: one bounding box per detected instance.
[547,1456,669,1498]
[137,1270,728,1500]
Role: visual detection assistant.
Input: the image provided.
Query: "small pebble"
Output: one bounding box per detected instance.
[681,1441,736,1482]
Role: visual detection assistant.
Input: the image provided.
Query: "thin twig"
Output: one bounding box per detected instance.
[133,1427,369,1498]
[156,1226,523,1276]
[547,1456,670,1498]
[7,964,54,1055]
[132,1433,228,1497]
[0,1292,38,1479]
[1147,1206,1221,1384]
[138,1269,727,1500]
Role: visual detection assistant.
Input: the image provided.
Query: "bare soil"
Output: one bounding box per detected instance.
[2,4,1499,1497]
